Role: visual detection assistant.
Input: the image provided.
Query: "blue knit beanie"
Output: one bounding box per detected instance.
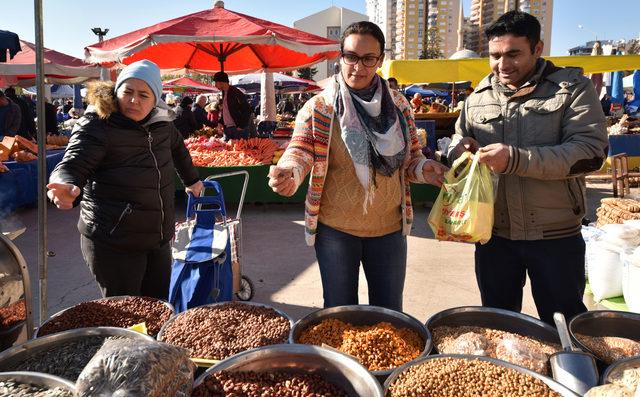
[115,60,163,105]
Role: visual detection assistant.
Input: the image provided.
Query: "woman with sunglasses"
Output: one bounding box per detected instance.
[268,21,448,311]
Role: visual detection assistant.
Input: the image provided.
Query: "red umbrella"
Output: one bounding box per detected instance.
[162,77,219,93]
[0,39,100,87]
[84,1,340,74]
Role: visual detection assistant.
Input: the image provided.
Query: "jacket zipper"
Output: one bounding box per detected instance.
[146,129,165,240]
[110,203,133,235]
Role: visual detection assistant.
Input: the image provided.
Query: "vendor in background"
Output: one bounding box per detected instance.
[213,71,252,140]
[0,90,21,137]
[268,21,448,311]
[410,93,423,113]
[448,11,608,325]
[388,77,399,91]
[173,96,198,138]
[192,94,217,129]
[48,60,203,299]
[205,99,220,126]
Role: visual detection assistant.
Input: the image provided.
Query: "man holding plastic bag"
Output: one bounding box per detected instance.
[447,11,608,325]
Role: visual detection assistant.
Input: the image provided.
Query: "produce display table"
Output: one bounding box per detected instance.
[0,150,65,213]
[177,165,440,204]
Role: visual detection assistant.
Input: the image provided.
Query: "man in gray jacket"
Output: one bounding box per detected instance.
[449,11,608,325]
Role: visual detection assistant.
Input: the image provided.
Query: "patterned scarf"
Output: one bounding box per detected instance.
[336,74,408,212]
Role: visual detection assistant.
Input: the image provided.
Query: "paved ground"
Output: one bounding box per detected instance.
[4,181,611,325]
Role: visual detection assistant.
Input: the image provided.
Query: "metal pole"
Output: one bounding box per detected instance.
[92,28,110,81]
[34,0,48,325]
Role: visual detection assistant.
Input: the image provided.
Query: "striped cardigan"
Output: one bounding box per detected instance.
[278,80,427,246]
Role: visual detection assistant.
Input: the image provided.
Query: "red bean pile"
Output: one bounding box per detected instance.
[0,299,26,328]
[37,296,172,337]
[192,370,348,397]
[161,302,291,360]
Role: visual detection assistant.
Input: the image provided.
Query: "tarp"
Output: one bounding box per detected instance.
[162,77,218,93]
[230,72,317,94]
[24,84,76,99]
[0,40,99,87]
[380,55,640,85]
[84,3,339,75]
[0,30,21,62]
[404,84,449,98]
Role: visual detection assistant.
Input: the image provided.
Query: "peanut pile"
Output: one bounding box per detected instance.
[387,357,562,397]
[575,334,640,364]
[37,296,172,337]
[161,302,291,360]
[299,319,424,371]
[192,370,348,397]
[432,325,560,375]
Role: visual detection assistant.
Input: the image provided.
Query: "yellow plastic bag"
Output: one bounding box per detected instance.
[428,151,494,244]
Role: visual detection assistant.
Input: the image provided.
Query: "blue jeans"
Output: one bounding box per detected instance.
[475,234,587,325]
[314,223,407,311]
[223,126,249,140]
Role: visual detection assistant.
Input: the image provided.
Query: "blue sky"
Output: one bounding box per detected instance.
[1,0,638,60]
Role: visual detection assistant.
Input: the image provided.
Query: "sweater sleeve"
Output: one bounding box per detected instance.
[277,99,317,189]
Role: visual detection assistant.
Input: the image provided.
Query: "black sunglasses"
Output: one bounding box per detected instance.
[340,52,383,68]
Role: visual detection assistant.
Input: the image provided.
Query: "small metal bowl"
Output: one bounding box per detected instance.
[289,305,432,382]
[383,354,580,397]
[0,327,153,381]
[601,355,640,385]
[35,295,175,338]
[157,301,294,364]
[569,310,640,365]
[193,344,383,397]
[0,371,75,394]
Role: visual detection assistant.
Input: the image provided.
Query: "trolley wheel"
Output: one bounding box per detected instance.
[235,275,254,301]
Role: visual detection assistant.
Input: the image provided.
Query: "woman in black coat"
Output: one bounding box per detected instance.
[48,60,203,299]
[173,96,198,138]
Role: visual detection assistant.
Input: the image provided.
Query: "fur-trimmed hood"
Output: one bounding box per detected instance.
[85,80,174,124]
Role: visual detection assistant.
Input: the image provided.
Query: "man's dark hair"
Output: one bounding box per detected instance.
[388,77,398,85]
[0,90,5,98]
[4,87,16,96]
[484,11,541,53]
[341,21,385,55]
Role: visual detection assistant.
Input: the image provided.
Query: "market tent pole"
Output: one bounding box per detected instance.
[33,0,48,324]
[260,71,276,122]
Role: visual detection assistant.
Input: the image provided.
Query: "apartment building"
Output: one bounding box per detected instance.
[293,6,369,80]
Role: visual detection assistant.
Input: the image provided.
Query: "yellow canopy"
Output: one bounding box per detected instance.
[380,55,640,85]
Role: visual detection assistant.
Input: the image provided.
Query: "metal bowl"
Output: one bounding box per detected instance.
[157,301,294,362]
[601,355,640,385]
[0,327,153,380]
[426,306,561,349]
[383,354,580,397]
[569,310,640,364]
[0,371,75,394]
[289,305,432,381]
[35,295,175,337]
[193,344,383,397]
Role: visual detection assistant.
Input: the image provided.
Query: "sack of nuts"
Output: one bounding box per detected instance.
[75,338,195,397]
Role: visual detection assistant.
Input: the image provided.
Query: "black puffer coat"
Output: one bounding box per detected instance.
[50,82,199,251]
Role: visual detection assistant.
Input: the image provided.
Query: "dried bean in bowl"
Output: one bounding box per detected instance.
[161,302,291,360]
[37,296,172,337]
[192,370,348,397]
[0,379,73,397]
[387,357,561,397]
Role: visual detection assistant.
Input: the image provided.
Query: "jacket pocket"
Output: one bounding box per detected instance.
[109,203,133,235]
[566,179,583,216]
[522,96,566,146]
[467,104,503,145]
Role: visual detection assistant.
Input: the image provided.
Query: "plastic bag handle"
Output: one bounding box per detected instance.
[462,152,481,194]
[447,151,474,184]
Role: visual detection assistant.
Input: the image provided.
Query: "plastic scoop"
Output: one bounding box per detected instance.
[550,312,599,395]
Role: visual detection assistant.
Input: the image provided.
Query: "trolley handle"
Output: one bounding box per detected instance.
[204,170,249,220]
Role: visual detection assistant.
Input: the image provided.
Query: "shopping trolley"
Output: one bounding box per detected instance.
[169,171,254,313]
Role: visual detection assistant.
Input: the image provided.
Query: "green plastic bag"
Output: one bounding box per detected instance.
[428,151,494,244]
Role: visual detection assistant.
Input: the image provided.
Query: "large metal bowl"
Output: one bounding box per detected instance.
[289,305,432,381]
[35,295,175,338]
[157,301,294,362]
[601,355,640,385]
[426,306,561,349]
[0,327,153,381]
[0,371,75,394]
[383,354,580,397]
[193,344,383,397]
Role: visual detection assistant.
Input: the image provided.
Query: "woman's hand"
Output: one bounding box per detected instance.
[422,160,448,187]
[47,182,81,210]
[268,166,296,197]
[185,180,204,197]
